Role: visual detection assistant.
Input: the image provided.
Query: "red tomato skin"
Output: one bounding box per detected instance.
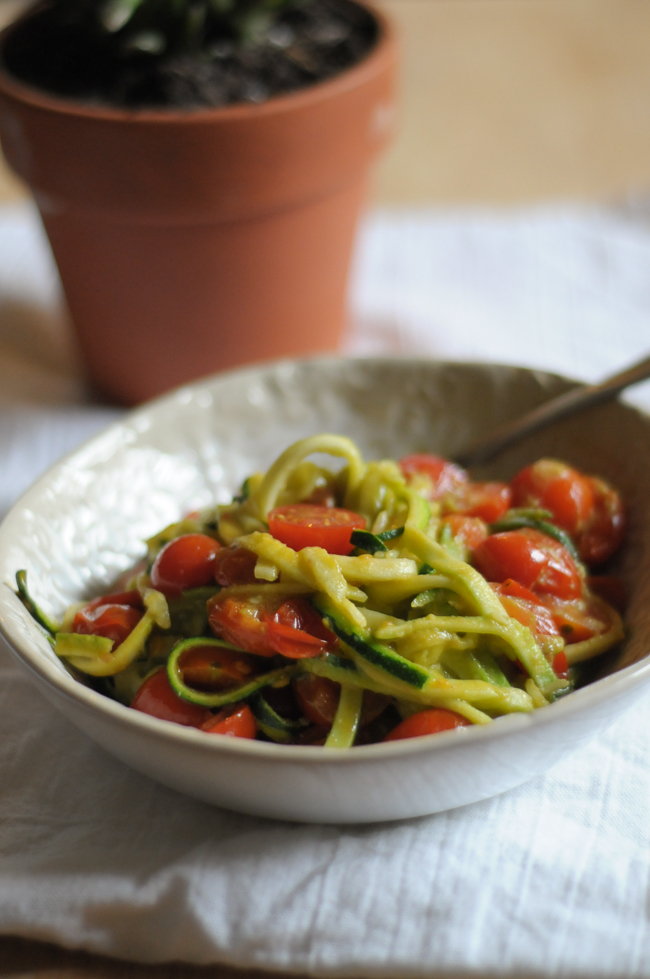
[537,594,609,644]
[208,594,277,657]
[208,594,338,660]
[450,482,512,523]
[213,545,258,586]
[578,477,625,565]
[294,674,341,727]
[85,589,143,611]
[399,454,467,500]
[131,669,210,727]
[473,528,582,599]
[266,598,337,659]
[552,651,569,679]
[510,459,594,536]
[268,504,366,556]
[443,514,489,552]
[384,708,470,741]
[73,603,143,646]
[151,534,221,597]
[179,645,258,691]
[202,704,257,739]
[490,580,560,637]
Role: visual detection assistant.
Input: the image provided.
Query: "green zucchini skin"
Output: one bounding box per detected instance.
[16,570,60,636]
[166,636,298,707]
[312,596,430,690]
[250,693,306,743]
[350,526,405,554]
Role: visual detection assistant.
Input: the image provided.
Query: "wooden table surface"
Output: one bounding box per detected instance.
[0,936,310,978]
[1,0,650,974]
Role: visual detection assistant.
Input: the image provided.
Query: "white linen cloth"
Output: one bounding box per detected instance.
[1,200,650,974]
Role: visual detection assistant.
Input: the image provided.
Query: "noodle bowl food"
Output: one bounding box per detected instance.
[17,434,626,749]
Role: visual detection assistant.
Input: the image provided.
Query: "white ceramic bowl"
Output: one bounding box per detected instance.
[1,358,650,824]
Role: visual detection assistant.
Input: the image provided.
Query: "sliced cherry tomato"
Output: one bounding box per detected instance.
[442,514,489,552]
[537,594,609,644]
[490,579,560,637]
[151,533,221,597]
[73,602,143,646]
[208,593,337,659]
[587,575,626,613]
[510,459,595,536]
[85,589,143,611]
[131,669,210,727]
[178,645,258,691]
[384,708,470,741]
[446,482,512,522]
[294,674,340,727]
[267,598,337,659]
[213,544,258,586]
[473,528,582,599]
[208,593,277,656]
[577,477,625,565]
[267,504,366,555]
[552,650,569,679]
[399,454,468,500]
[202,703,257,739]
[293,674,389,730]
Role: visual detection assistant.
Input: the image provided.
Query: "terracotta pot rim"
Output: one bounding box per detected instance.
[0,0,393,125]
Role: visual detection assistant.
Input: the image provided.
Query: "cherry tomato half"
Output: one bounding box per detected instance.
[577,477,625,566]
[537,594,609,644]
[446,482,512,523]
[151,533,221,597]
[384,708,470,741]
[208,593,277,656]
[208,593,337,660]
[490,579,560,637]
[399,454,467,500]
[131,669,210,727]
[552,651,569,679]
[472,528,582,599]
[202,703,257,739]
[267,504,366,556]
[73,602,143,646]
[294,674,340,727]
[293,675,391,732]
[266,598,337,659]
[510,459,594,536]
[178,645,259,692]
[442,514,489,552]
[213,544,258,586]
[85,589,143,611]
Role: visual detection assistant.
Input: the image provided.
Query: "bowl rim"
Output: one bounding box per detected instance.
[1,354,648,764]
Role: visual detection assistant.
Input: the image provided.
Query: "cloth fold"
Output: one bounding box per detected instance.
[1,200,650,975]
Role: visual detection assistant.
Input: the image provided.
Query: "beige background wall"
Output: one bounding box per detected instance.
[373,0,650,206]
[1,0,650,206]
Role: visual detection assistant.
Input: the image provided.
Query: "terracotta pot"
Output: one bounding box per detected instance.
[0,6,396,404]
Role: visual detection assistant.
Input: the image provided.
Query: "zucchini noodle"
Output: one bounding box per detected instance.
[18,434,626,749]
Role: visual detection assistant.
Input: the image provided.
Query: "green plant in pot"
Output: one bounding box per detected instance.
[0,0,395,404]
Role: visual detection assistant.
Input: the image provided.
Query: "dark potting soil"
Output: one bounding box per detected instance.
[2,0,378,109]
